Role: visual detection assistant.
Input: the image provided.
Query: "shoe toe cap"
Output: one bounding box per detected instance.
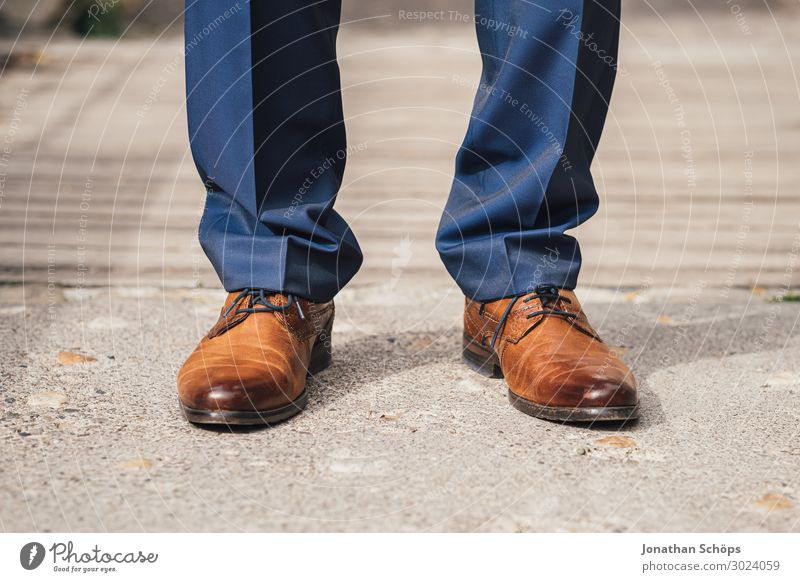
[177,360,296,412]
[578,376,638,408]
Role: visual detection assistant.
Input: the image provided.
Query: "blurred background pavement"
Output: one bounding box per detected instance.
[1,0,799,290]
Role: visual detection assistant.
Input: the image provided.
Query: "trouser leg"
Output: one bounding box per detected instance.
[185,0,362,302]
[436,0,620,300]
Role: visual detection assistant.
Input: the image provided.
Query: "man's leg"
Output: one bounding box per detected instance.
[437,0,620,300]
[178,0,353,426]
[450,2,639,423]
[185,0,361,303]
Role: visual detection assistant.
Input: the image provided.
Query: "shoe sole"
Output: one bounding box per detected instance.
[462,334,639,423]
[180,320,333,427]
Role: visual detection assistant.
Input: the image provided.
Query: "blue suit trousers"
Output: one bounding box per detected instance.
[185,1,620,302]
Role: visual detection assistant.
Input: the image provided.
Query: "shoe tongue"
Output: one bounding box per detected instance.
[474,297,516,322]
[223,291,244,309]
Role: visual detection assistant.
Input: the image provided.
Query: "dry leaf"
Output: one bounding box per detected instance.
[656,315,673,325]
[120,458,154,470]
[753,493,794,512]
[595,436,637,449]
[58,351,97,365]
[407,336,434,351]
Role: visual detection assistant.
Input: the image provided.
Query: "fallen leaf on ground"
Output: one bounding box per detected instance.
[28,391,68,409]
[58,351,97,365]
[753,493,794,512]
[406,336,434,351]
[120,458,153,470]
[595,436,637,449]
[656,315,673,325]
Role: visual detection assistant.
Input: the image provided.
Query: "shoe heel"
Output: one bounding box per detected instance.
[308,316,333,375]
[462,335,503,378]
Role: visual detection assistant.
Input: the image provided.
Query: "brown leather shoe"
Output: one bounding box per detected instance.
[177,289,333,426]
[462,285,638,422]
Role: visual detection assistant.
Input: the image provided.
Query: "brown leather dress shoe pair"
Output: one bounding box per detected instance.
[177,286,638,426]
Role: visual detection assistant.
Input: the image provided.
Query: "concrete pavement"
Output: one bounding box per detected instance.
[0,282,799,532]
